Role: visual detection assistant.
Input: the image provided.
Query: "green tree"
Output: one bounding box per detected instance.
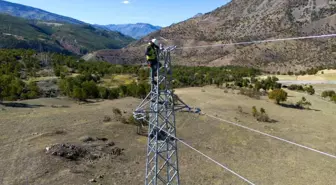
[254,81,262,91]
[59,78,74,96]
[305,85,315,95]
[72,86,87,101]
[27,82,39,99]
[137,83,148,98]
[119,85,128,97]
[54,67,61,77]
[268,89,288,104]
[321,90,335,98]
[109,88,120,99]
[98,86,108,99]
[81,81,98,98]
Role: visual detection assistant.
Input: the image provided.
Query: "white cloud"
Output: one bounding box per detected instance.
[122,1,130,4]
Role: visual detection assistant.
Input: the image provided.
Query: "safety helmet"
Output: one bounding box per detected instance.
[151,38,159,46]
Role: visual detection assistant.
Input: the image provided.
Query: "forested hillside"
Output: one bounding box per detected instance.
[0,14,135,55]
[0,0,85,24]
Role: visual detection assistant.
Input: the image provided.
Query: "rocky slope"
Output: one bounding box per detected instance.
[89,0,336,73]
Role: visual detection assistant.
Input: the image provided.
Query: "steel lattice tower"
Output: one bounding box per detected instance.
[134,46,192,185]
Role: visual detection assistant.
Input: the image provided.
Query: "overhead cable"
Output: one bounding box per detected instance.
[147,122,256,185]
[206,114,336,160]
[176,33,336,49]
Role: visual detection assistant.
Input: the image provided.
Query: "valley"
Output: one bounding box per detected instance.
[1,0,336,184]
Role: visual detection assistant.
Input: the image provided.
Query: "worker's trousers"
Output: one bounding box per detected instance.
[148,59,162,82]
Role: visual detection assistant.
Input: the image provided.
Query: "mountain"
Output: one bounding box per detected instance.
[0,14,135,55]
[96,23,162,39]
[0,0,85,24]
[88,0,336,73]
[193,13,203,18]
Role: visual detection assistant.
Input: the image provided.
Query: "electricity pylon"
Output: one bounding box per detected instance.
[134,46,196,185]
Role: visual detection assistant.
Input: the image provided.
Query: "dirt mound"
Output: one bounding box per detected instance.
[47,144,88,160]
[46,142,124,161]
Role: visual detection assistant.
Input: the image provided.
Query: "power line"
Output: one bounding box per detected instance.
[176,33,336,49]
[177,137,256,185]
[146,122,256,185]
[206,114,336,160]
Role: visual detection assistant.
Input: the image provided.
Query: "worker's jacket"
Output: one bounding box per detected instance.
[146,43,159,61]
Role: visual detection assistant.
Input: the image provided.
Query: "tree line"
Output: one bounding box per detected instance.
[0,49,41,101]
[58,73,150,101]
[1,48,263,101]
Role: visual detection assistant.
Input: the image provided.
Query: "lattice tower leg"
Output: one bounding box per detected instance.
[145,50,180,185]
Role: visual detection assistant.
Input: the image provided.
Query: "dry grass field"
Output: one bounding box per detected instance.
[1,85,336,185]
[100,74,137,88]
[259,70,336,82]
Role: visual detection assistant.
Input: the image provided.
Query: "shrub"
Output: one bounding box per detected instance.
[257,112,270,122]
[254,81,262,91]
[239,88,261,99]
[27,82,40,99]
[54,67,61,77]
[113,108,122,116]
[252,106,257,117]
[268,89,288,104]
[108,88,120,99]
[234,80,243,87]
[81,81,99,98]
[304,85,315,95]
[288,84,315,95]
[331,95,336,103]
[103,116,111,122]
[72,86,87,101]
[252,106,270,122]
[126,115,141,125]
[238,106,243,113]
[296,97,312,109]
[98,87,108,99]
[321,90,336,98]
[288,85,304,91]
[120,117,128,124]
[260,108,266,114]
[252,76,281,91]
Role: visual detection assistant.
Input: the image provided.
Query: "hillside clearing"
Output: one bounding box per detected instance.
[100,74,137,88]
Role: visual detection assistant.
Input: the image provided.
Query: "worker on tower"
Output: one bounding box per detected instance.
[145,38,161,85]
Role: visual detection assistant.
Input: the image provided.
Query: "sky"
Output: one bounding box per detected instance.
[5,0,230,27]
